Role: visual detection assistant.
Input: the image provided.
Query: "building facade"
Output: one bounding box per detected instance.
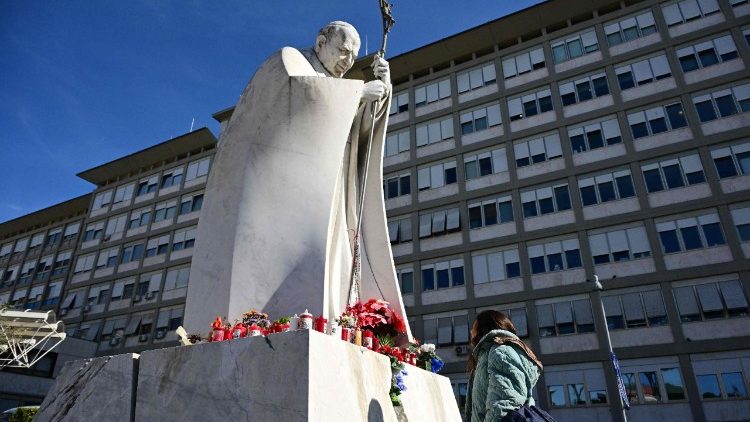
[2,0,750,420]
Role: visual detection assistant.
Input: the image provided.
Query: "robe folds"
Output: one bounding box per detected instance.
[183,47,411,339]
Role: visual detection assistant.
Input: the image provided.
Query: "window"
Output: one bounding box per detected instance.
[140,271,163,296]
[383,173,411,199]
[414,78,451,108]
[464,147,507,179]
[502,47,545,79]
[604,11,657,46]
[389,91,409,116]
[96,247,119,269]
[26,285,45,309]
[153,200,177,222]
[92,190,112,211]
[163,266,191,290]
[589,226,651,265]
[2,265,18,285]
[421,258,464,291]
[468,194,514,229]
[145,234,170,257]
[559,72,609,106]
[578,169,636,206]
[385,130,410,157]
[121,242,145,264]
[137,175,159,196]
[527,238,582,274]
[537,299,595,336]
[657,213,726,254]
[104,214,127,239]
[616,55,672,90]
[110,278,135,302]
[551,29,599,64]
[417,161,457,190]
[459,103,501,135]
[51,251,71,276]
[416,116,454,146]
[124,314,154,338]
[160,166,184,189]
[457,62,497,92]
[696,371,748,400]
[0,242,12,259]
[396,268,414,294]
[179,192,204,215]
[100,317,127,341]
[641,154,706,193]
[693,83,750,122]
[18,261,35,284]
[508,87,553,121]
[568,117,621,154]
[34,255,52,281]
[628,102,688,139]
[128,207,151,230]
[156,307,185,333]
[521,183,571,218]
[73,253,96,274]
[62,223,80,242]
[673,279,748,321]
[45,228,62,247]
[472,248,521,283]
[677,35,738,73]
[662,0,722,27]
[83,221,104,241]
[418,208,460,238]
[112,183,134,204]
[43,281,62,306]
[28,233,44,252]
[87,284,110,306]
[745,28,750,47]
[730,206,750,242]
[452,382,469,411]
[514,132,563,168]
[711,141,750,179]
[602,289,667,329]
[172,226,197,251]
[185,157,211,181]
[422,314,469,346]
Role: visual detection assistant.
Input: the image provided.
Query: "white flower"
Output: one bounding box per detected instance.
[420,343,436,353]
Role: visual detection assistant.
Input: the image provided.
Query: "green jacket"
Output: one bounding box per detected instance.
[465,329,542,421]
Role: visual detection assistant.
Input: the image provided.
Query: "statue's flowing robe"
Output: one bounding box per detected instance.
[183,47,411,338]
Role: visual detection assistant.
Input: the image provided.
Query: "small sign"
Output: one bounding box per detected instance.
[611,352,630,410]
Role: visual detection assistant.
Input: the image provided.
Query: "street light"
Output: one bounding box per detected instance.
[591,275,629,422]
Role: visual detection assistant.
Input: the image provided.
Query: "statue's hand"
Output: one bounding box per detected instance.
[362,80,388,102]
[371,55,391,86]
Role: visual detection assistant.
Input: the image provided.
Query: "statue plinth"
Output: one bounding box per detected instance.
[36,330,461,421]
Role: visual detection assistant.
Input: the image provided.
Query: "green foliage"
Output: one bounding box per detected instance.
[8,407,39,422]
[274,316,291,324]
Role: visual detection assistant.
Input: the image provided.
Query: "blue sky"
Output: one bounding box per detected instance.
[0,0,543,223]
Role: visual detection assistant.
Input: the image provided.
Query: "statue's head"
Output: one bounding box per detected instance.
[314,21,361,78]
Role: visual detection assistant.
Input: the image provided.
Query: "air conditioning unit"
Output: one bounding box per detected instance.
[109,337,121,346]
[82,305,91,313]
[145,292,155,300]
[138,334,149,343]
[133,295,142,303]
[103,235,111,241]
[154,329,167,340]
[455,345,470,356]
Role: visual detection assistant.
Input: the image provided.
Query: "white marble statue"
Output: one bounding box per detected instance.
[183,21,411,338]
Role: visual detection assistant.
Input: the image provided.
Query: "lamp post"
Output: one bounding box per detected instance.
[591,275,628,422]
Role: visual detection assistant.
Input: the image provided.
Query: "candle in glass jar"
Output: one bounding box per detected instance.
[362,330,373,349]
[354,328,362,346]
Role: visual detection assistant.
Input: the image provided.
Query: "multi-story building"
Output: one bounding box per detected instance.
[2,0,750,420]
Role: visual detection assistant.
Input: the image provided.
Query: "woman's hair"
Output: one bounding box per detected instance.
[467,310,517,374]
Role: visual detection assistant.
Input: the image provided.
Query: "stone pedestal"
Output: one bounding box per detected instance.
[36,330,461,421]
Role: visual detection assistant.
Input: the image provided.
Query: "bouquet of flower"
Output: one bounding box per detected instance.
[335,311,357,329]
[416,343,444,373]
[378,344,409,406]
[269,316,292,333]
[345,299,406,338]
[243,309,271,329]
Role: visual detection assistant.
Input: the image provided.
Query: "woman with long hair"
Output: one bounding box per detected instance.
[465,310,546,421]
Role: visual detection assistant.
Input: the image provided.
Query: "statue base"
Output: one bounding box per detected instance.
[36,330,461,421]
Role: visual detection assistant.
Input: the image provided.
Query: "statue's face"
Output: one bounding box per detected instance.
[316,27,360,78]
